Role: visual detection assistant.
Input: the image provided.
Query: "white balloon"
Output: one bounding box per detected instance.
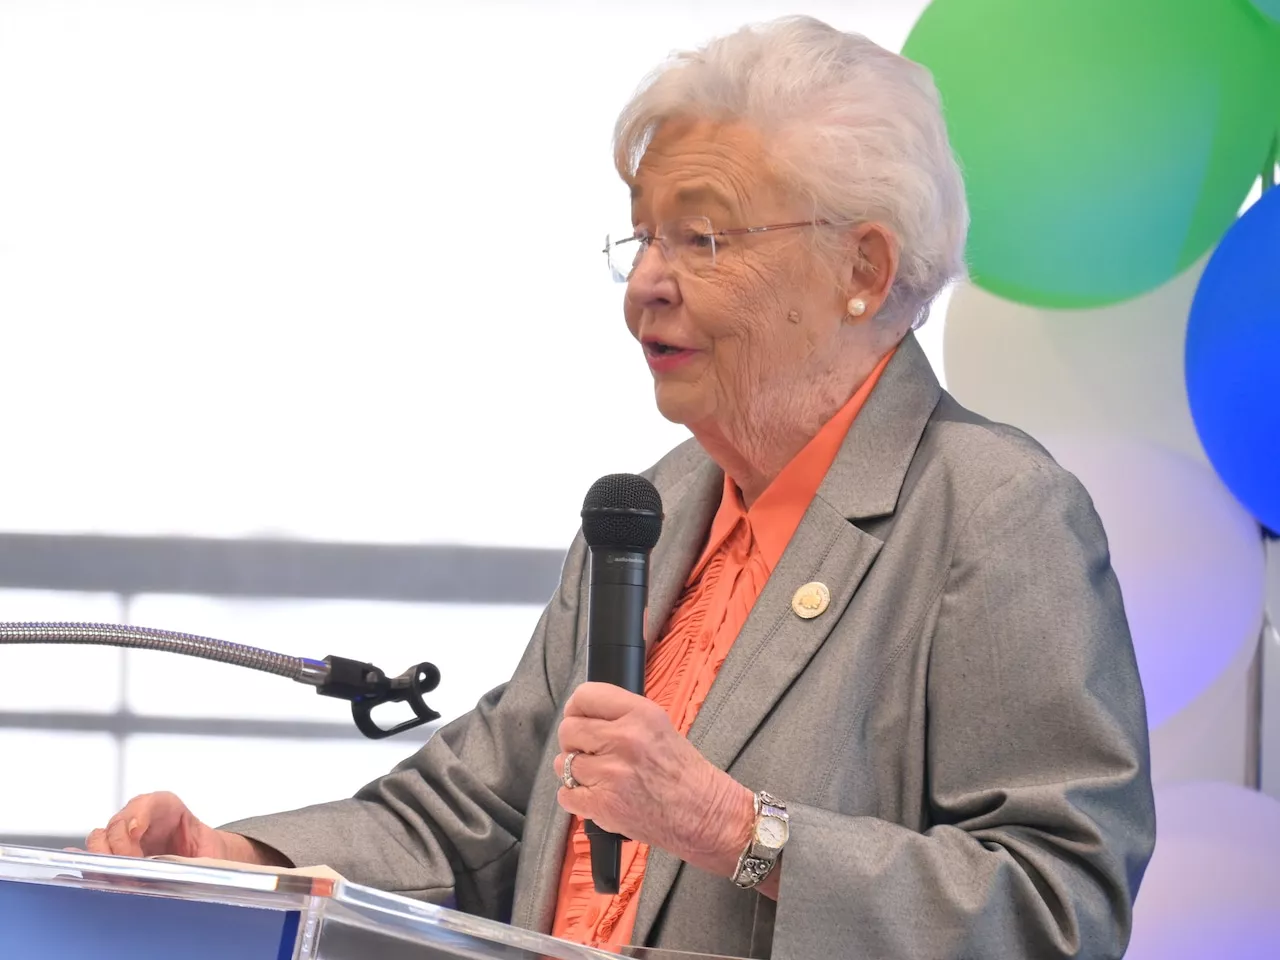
[1127,782,1280,960]
[943,261,1207,462]
[1149,636,1256,786]
[1036,434,1265,730]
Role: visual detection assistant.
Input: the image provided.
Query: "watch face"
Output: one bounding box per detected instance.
[755,817,788,847]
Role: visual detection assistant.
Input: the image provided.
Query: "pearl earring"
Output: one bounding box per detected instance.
[847,298,867,318]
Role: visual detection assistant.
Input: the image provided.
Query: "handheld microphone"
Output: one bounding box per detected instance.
[579,473,664,894]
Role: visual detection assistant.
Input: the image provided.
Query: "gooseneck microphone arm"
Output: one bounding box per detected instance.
[0,621,441,739]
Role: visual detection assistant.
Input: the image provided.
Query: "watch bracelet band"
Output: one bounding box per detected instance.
[731,854,775,889]
[731,791,788,890]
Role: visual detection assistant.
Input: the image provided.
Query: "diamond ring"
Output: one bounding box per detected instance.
[561,751,581,789]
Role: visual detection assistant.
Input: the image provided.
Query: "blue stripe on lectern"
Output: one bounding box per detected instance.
[276,909,301,960]
[0,879,300,959]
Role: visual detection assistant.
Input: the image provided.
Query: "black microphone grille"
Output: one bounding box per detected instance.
[581,474,664,550]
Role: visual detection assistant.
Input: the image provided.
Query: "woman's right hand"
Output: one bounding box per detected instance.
[84,791,282,865]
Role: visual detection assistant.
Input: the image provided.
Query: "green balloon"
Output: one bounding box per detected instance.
[903,0,1280,308]
[1249,0,1280,24]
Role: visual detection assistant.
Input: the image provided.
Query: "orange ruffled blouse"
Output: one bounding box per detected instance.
[551,351,893,950]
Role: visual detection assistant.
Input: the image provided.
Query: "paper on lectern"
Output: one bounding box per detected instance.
[150,855,345,882]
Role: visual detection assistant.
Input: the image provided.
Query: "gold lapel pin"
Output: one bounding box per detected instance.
[791,581,831,619]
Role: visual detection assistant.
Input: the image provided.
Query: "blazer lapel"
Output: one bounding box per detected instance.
[631,335,942,945]
[514,452,723,934]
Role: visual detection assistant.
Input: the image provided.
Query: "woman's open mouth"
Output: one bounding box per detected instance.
[642,339,698,372]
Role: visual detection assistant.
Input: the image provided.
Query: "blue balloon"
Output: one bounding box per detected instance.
[1186,184,1280,532]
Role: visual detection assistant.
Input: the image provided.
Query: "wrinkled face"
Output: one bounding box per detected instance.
[624,118,851,432]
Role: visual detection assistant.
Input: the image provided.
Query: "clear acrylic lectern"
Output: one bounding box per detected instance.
[0,844,741,960]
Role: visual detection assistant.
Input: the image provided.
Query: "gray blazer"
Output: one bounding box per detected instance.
[227,335,1156,959]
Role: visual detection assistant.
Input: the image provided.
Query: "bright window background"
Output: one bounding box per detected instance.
[0,0,943,840]
[0,731,120,835]
[0,590,125,712]
[0,0,943,550]
[122,735,422,826]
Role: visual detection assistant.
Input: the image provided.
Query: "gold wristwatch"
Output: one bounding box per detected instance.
[731,791,789,889]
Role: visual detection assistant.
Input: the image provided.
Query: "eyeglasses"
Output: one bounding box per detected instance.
[603,216,832,283]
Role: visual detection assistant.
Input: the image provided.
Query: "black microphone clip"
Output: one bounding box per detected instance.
[316,656,442,739]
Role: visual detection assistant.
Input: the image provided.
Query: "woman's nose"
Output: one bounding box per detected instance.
[626,242,681,310]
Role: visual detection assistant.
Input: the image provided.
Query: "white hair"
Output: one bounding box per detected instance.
[614,16,969,328]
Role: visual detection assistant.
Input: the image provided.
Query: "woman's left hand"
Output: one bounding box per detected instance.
[553,682,754,877]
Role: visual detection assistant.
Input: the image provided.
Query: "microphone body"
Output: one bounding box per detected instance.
[584,546,649,894]
[579,473,664,895]
[585,546,648,695]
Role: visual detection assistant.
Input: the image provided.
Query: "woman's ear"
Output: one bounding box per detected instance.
[844,222,898,322]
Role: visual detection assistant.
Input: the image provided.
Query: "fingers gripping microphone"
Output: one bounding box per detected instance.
[580,473,663,894]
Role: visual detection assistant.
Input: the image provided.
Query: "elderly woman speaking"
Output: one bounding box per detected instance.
[88,17,1156,960]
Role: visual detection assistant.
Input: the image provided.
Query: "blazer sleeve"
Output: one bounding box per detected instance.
[221,534,587,922]
[771,461,1157,960]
